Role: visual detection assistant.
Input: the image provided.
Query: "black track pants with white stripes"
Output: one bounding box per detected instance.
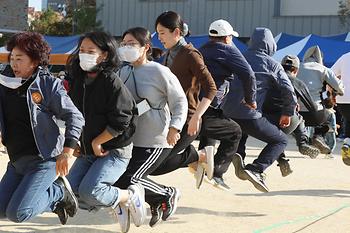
[114,147,173,206]
[151,123,199,175]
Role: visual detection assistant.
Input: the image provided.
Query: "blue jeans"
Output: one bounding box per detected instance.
[325,110,337,152]
[67,145,131,211]
[0,156,63,222]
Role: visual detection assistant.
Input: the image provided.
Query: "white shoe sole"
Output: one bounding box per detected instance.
[232,154,247,180]
[203,146,214,180]
[59,176,79,217]
[114,205,130,233]
[128,184,146,227]
[244,170,269,193]
[195,165,205,189]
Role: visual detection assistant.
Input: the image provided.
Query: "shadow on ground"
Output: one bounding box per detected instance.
[237,189,350,198]
[15,209,115,226]
[174,206,264,218]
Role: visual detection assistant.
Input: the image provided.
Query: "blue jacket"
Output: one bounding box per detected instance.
[0,68,84,160]
[199,41,256,108]
[222,27,297,119]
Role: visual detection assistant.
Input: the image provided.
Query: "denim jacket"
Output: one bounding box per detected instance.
[0,68,84,160]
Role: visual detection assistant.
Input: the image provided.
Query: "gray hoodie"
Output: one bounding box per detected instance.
[297,46,344,111]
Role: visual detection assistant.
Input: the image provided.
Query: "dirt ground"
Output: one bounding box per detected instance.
[0,136,349,233]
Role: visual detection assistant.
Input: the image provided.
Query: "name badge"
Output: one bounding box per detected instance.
[137,99,151,116]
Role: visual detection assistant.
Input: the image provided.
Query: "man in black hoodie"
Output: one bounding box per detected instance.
[262,55,321,177]
[263,55,320,160]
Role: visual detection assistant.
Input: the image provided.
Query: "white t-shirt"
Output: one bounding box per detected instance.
[332,52,350,103]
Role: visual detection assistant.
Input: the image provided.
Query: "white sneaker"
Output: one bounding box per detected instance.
[113,204,130,233]
[201,146,214,180]
[194,164,205,189]
[127,184,146,227]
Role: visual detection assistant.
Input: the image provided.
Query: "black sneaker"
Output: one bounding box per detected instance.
[149,204,163,227]
[212,177,230,191]
[244,169,269,193]
[232,153,247,180]
[55,176,78,218]
[298,143,320,159]
[53,203,68,225]
[277,158,293,177]
[161,187,180,221]
[312,136,331,154]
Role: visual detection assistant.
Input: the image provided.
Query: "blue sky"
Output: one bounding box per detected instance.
[28,0,42,11]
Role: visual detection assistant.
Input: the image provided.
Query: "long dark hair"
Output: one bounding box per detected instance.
[155,11,184,36]
[122,27,153,60]
[67,31,119,78]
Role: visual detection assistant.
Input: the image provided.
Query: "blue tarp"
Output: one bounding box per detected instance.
[275,32,350,50]
[275,33,304,50]
[274,34,350,67]
[151,33,247,52]
[324,32,350,41]
[43,35,80,54]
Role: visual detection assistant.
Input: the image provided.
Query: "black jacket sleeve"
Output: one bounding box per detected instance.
[104,72,137,134]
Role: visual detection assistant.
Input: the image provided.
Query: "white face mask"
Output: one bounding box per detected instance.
[0,73,25,89]
[79,53,99,71]
[118,46,143,63]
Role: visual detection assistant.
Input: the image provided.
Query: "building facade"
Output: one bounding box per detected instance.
[42,0,96,10]
[42,0,67,11]
[97,0,345,37]
[0,0,28,31]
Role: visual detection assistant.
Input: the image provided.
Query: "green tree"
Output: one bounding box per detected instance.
[338,0,350,30]
[71,5,103,34]
[29,4,103,35]
[29,8,72,35]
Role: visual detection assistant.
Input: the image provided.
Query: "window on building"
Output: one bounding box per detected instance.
[278,0,339,16]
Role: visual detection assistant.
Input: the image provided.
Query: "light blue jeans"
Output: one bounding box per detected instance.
[67,145,131,211]
[0,156,63,222]
[324,111,337,152]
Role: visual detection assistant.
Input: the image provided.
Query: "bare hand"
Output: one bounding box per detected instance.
[56,154,70,176]
[73,144,81,157]
[187,115,200,136]
[92,140,108,157]
[243,100,257,110]
[279,115,291,128]
[167,127,181,146]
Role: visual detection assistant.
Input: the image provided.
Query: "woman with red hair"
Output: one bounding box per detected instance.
[0,32,84,225]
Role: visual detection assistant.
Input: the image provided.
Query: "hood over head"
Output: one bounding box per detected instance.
[248,27,277,56]
[303,45,323,65]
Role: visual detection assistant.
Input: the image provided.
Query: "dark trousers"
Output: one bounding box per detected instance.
[115,147,173,206]
[264,112,309,146]
[293,120,310,146]
[337,104,350,137]
[264,113,302,135]
[300,110,329,136]
[235,117,288,173]
[300,110,327,126]
[198,108,242,178]
[151,124,199,175]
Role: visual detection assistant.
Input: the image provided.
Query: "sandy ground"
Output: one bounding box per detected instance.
[0,136,350,233]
